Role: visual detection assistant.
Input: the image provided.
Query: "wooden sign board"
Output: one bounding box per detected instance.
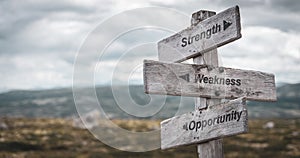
[161,97,248,150]
[144,60,276,102]
[158,6,241,63]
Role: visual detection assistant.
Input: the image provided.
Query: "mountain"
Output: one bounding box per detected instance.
[0,84,299,119]
[247,83,300,118]
[0,88,75,118]
[0,86,194,119]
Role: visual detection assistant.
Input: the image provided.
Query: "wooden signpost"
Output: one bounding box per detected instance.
[144,60,276,101]
[142,5,277,158]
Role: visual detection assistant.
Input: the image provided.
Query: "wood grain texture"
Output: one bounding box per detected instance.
[197,139,223,158]
[143,60,276,102]
[194,48,219,111]
[190,10,224,158]
[161,97,248,150]
[158,6,241,63]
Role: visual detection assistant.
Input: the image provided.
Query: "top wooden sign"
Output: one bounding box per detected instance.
[158,6,241,63]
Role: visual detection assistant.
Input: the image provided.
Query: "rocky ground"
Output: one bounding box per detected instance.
[0,118,299,158]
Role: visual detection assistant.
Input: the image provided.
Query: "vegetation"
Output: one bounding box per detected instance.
[0,118,299,158]
[1,84,300,118]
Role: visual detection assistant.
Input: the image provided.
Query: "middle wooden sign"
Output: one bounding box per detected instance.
[143,60,276,102]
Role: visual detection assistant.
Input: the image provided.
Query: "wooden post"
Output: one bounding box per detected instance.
[192,10,224,158]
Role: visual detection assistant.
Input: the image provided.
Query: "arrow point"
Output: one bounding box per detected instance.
[179,74,190,82]
[223,20,232,31]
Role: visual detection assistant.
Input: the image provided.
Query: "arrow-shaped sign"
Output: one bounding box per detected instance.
[158,6,241,63]
[161,97,248,149]
[143,60,277,102]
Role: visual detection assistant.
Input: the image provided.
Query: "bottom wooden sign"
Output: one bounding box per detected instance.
[161,97,248,150]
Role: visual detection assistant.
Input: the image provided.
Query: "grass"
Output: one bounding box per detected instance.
[0,117,299,158]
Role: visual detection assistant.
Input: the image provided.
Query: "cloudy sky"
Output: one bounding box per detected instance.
[1,0,300,92]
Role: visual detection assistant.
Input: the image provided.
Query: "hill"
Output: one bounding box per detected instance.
[248,83,300,118]
[0,84,299,119]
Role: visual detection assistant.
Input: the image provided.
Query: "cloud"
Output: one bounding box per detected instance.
[268,0,300,13]
[95,43,159,85]
[221,26,300,83]
[0,54,72,91]
[0,0,300,91]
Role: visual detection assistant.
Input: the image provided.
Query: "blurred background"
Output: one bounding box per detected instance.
[0,0,299,157]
